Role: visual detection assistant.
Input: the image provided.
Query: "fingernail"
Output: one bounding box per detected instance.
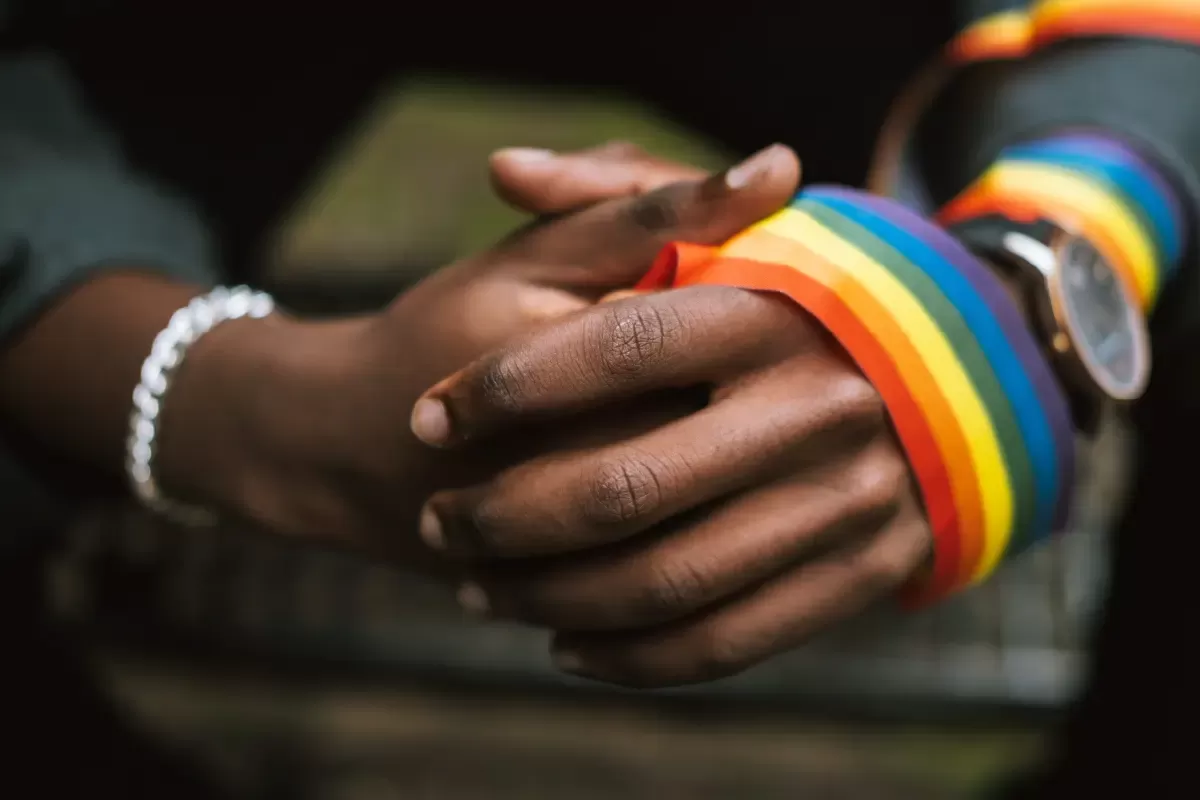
[410,398,452,446]
[599,289,647,304]
[725,143,787,190]
[419,505,446,550]
[552,647,590,676]
[456,582,490,617]
[495,147,556,164]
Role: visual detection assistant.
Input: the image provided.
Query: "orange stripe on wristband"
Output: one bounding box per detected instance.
[640,245,968,599]
[1034,0,1200,49]
[938,163,1157,306]
[761,210,1013,584]
[951,1,1200,64]
[950,10,1035,62]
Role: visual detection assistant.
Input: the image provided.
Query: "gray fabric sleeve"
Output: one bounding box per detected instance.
[0,47,222,544]
[906,40,1200,354]
[0,51,220,343]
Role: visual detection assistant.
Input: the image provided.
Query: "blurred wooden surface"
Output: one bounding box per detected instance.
[94,653,1038,799]
[55,497,1050,798]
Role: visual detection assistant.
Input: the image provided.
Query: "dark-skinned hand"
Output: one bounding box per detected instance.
[410,239,934,690]
[161,141,802,587]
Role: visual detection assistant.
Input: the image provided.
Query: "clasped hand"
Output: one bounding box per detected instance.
[410,162,933,688]
[204,141,933,688]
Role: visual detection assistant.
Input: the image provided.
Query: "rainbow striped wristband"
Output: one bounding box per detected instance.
[870,0,1200,237]
[939,132,1185,313]
[952,0,1200,65]
[637,187,1076,604]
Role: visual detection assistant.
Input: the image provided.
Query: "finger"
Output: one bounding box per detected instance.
[420,351,887,557]
[599,289,650,304]
[505,143,801,292]
[527,387,706,454]
[433,391,703,529]
[411,286,803,448]
[551,505,932,688]
[490,141,708,214]
[466,437,911,630]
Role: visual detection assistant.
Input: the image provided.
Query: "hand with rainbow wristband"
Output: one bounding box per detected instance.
[414,128,1183,688]
[871,0,1200,228]
[854,0,1190,599]
[404,0,1197,688]
[643,0,1192,602]
[635,187,1077,602]
[634,120,1185,604]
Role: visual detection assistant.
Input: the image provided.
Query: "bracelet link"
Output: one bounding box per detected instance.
[124,284,275,527]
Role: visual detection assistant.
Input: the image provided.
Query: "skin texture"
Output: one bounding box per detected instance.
[0,141,704,478]
[5,141,1009,689]
[0,142,799,580]
[414,155,1037,689]
[411,282,933,687]
[0,141,1034,689]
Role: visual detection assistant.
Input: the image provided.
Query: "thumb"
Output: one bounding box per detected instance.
[512,143,802,296]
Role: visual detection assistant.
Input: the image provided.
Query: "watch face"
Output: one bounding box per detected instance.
[1055,237,1149,401]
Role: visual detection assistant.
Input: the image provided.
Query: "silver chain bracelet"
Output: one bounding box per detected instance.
[125,285,275,526]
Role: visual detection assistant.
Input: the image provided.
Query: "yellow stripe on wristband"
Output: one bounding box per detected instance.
[1034,0,1200,43]
[747,208,1015,579]
[952,0,1200,62]
[940,161,1159,306]
[949,10,1035,62]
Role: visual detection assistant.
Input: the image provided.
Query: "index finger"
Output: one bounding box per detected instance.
[489,141,709,214]
[409,286,802,448]
[504,143,801,294]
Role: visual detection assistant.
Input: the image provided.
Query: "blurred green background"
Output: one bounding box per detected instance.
[265,76,731,283]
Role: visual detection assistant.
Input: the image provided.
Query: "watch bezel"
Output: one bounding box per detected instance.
[1013,227,1151,406]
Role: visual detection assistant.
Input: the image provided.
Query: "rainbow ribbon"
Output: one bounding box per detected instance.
[637,188,1076,604]
[938,133,1184,311]
[885,0,1191,310]
[640,0,1190,604]
[951,0,1200,64]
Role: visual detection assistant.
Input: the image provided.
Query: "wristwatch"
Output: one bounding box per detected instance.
[948,215,1151,434]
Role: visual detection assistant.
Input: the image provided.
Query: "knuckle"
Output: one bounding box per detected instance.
[692,625,755,682]
[582,456,665,530]
[626,186,684,233]
[463,492,516,553]
[690,283,755,315]
[908,520,936,566]
[829,370,887,433]
[853,541,917,594]
[477,350,534,416]
[592,302,683,379]
[847,451,910,520]
[639,556,711,617]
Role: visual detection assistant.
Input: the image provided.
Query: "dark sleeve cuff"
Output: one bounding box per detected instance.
[0,52,220,342]
[0,51,221,539]
[0,157,219,341]
[909,39,1200,353]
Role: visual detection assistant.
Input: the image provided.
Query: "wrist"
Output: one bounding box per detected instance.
[153,308,374,537]
[977,257,1037,337]
[677,186,1078,602]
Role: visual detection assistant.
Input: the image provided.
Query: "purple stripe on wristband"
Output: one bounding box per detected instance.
[1040,132,1185,236]
[820,187,1076,529]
